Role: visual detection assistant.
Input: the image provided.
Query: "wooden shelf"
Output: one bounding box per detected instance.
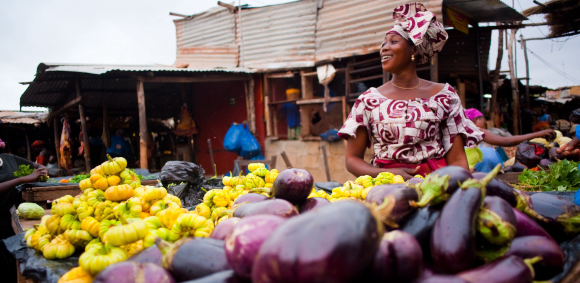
[268,99,299,106]
[295,97,345,105]
[349,74,384,83]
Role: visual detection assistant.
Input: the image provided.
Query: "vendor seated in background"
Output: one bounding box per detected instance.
[341,3,484,180]
[31,140,50,166]
[465,108,554,172]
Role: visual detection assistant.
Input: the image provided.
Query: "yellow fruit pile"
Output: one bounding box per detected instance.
[21,155,217,281]
[199,163,278,224]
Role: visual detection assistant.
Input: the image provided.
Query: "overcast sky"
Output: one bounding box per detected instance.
[1,0,579,111]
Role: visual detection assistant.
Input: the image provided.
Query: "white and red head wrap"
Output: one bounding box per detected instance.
[386,3,448,64]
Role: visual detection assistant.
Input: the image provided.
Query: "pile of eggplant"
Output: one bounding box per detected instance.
[93,166,580,283]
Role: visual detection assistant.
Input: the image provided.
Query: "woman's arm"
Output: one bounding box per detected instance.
[445,135,469,170]
[345,127,418,179]
[482,129,554,147]
[0,168,47,194]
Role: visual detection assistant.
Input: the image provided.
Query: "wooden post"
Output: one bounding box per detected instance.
[430,54,439,83]
[342,96,347,123]
[53,117,61,169]
[507,28,520,135]
[491,24,504,116]
[136,80,148,169]
[245,79,256,134]
[264,77,272,137]
[456,77,466,108]
[76,79,91,172]
[320,144,331,182]
[520,35,530,104]
[25,132,31,161]
[300,71,313,137]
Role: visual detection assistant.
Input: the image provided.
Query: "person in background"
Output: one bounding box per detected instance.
[532,110,552,132]
[0,153,47,282]
[107,129,133,163]
[465,108,554,172]
[520,102,533,134]
[279,88,302,140]
[31,140,49,166]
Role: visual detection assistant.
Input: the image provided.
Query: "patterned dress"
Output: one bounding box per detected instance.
[338,84,484,165]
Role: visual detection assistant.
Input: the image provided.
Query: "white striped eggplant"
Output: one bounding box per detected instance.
[210,217,241,241]
[417,275,470,283]
[530,192,580,242]
[472,173,517,207]
[364,184,418,229]
[370,230,423,283]
[156,237,231,282]
[230,199,298,218]
[180,270,243,283]
[456,255,541,283]
[477,196,517,246]
[400,204,442,262]
[252,201,383,283]
[414,166,472,207]
[504,236,564,280]
[232,193,269,206]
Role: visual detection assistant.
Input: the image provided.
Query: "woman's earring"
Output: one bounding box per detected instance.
[411,55,415,61]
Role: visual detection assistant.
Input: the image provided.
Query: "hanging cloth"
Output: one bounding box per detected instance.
[174,104,199,136]
[59,118,73,171]
[317,64,336,112]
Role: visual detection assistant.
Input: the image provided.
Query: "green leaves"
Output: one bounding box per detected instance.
[518,160,580,191]
[13,164,34,177]
[70,173,90,184]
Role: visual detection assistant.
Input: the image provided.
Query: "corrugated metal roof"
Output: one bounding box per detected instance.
[39,63,253,75]
[0,111,47,124]
[174,6,239,68]
[444,0,527,23]
[236,0,317,69]
[315,0,443,62]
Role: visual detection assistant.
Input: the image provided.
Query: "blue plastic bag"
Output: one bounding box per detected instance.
[223,123,245,153]
[240,127,262,159]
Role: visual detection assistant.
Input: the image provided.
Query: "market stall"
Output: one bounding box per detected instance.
[4,151,580,283]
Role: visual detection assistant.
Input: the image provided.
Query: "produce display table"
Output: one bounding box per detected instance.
[21,179,159,208]
[495,172,521,184]
[10,207,50,283]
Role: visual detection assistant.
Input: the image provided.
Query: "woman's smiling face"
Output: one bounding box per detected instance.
[380,33,416,73]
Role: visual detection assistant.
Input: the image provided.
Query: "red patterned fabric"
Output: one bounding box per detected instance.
[374,157,447,177]
[386,2,448,64]
[338,84,484,164]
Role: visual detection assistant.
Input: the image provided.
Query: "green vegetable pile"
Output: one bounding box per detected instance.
[69,173,90,183]
[13,164,48,182]
[517,159,580,192]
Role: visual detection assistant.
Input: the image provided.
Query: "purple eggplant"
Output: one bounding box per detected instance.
[127,246,163,266]
[457,255,541,283]
[400,204,441,262]
[232,193,269,206]
[530,192,580,242]
[417,275,470,283]
[414,166,472,207]
[407,177,423,185]
[514,189,548,222]
[210,217,241,241]
[539,159,553,169]
[180,270,243,283]
[505,236,564,280]
[549,147,562,161]
[225,215,286,280]
[298,197,330,213]
[371,230,423,283]
[431,186,482,274]
[472,173,517,207]
[232,199,298,218]
[156,237,231,282]
[271,168,314,205]
[477,196,517,246]
[93,262,175,283]
[513,209,553,240]
[252,201,383,283]
[365,184,418,229]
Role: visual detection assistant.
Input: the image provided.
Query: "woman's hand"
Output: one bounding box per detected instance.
[538,129,556,140]
[387,167,420,180]
[21,168,47,183]
[556,137,580,159]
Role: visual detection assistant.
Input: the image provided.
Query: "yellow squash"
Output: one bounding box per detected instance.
[102,154,127,175]
[121,240,144,257]
[81,217,100,238]
[51,202,75,216]
[60,214,81,231]
[104,184,134,202]
[79,244,127,276]
[171,213,214,238]
[90,165,105,176]
[46,215,62,235]
[104,219,148,247]
[99,219,122,241]
[143,216,163,230]
[90,174,109,191]
[210,207,227,223]
[76,202,94,221]
[142,186,167,201]
[150,200,179,216]
[87,190,105,208]
[120,169,141,189]
[43,235,75,260]
[58,266,93,283]
[85,238,103,252]
[157,206,187,230]
[65,229,93,247]
[79,179,93,191]
[94,200,118,222]
[107,175,121,186]
[194,203,211,219]
[113,197,142,224]
[143,227,180,248]
[163,195,182,207]
[140,212,151,219]
[248,162,265,172]
[253,167,268,177]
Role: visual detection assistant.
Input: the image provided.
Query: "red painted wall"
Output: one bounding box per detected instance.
[191,81,247,175]
[253,75,266,150]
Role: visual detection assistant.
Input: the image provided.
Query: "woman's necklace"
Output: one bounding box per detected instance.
[390,80,420,90]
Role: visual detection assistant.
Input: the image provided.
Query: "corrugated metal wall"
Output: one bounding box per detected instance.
[315,0,443,62]
[174,7,238,68]
[236,0,318,70]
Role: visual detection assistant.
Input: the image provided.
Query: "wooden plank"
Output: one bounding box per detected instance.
[295,97,344,105]
[349,64,382,75]
[33,189,81,201]
[507,28,520,135]
[53,118,61,169]
[265,96,272,137]
[137,75,250,83]
[495,172,521,184]
[320,144,331,182]
[300,71,314,137]
[349,74,384,83]
[245,79,256,133]
[280,151,292,168]
[268,99,299,105]
[47,96,82,120]
[137,80,148,169]
[342,96,347,124]
[264,72,295,79]
[76,79,91,172]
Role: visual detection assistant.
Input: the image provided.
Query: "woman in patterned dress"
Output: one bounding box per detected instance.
[338,3,484,179]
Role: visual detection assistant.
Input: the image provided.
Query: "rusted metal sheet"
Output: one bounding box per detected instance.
[0,111,47,124]
[174,6,237,68]
[315,0,443,62]
[236,0,318,70]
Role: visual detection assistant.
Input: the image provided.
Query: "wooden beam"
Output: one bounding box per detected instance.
[53,117,61,169]
[245,79,256,133]
[47,96,82,120]
[76,79,91,172]
[136,75,251,83]
[520,35,530,104]
[295,97,344,105]
[300,71,314,138]
[264,73,295,79]
[136,80,148,169]
[342,96,347,124]
[491,23,504,116]
[25,132,31,161]
[430,54,439,83]
[507,28,520,135]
